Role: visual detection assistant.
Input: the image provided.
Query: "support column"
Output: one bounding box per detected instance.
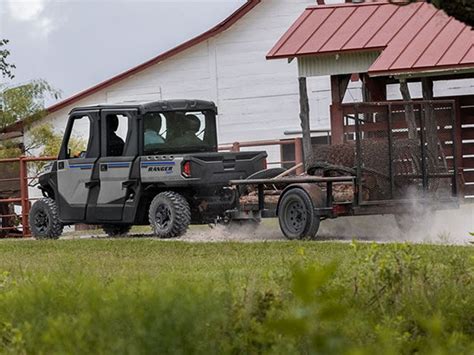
[421,78,438,154]
[330,75,350,145]
[399,79,417,139]
[298,77,313,169]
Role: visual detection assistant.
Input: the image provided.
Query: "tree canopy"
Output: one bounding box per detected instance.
[389,0,473,27]
[0,39,15,80]
[0,40,75,159]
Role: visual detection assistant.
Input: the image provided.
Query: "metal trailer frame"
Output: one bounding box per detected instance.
[227,100,461,236]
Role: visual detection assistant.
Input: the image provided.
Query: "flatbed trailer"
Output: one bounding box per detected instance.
[227,174,459,240]
[226,100,461,240]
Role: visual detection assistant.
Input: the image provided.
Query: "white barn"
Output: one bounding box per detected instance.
[26,0,334,159]
[25,0,473,158]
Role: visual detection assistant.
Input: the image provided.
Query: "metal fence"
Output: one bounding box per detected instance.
[0,156,55,238]
[311,100,458,205]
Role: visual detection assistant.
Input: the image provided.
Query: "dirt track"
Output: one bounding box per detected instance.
[59,204,474,245]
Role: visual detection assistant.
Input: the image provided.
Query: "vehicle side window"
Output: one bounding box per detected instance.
[105,113,129,157]
[66,115,91,159]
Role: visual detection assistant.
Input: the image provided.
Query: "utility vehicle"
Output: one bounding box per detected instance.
[30,100,267,239]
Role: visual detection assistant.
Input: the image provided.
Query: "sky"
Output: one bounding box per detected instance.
[0,0,245,106]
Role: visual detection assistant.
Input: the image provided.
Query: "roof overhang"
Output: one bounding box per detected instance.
[267,1,474,79]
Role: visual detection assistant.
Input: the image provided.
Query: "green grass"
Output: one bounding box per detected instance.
[0,240,473,354]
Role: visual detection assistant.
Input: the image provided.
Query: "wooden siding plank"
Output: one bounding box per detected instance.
[463,184,474,196]
[462,143,474,155]
[462,171,474,183]
[462,128,474,140]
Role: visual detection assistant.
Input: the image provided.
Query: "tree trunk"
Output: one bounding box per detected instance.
[399,80,417,139]
[298,77,313,169]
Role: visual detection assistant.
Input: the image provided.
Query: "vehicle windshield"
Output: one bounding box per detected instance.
[142,110,217,155]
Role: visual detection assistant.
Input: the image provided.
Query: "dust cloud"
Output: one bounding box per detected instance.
[181,204,473,245]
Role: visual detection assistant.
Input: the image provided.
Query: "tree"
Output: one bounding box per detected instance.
[389,0,473,27]
[0,79,61,130]
[0,39,15,80]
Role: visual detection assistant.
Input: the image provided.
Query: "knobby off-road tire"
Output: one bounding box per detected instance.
[29,198,63,240]
[278,189,320,240]
[149,191,191,239]
[102,225,132,238]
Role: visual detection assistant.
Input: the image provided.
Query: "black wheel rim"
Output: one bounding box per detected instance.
[155,204,172,231]
[34,210,49,233]
[283,198,307,235]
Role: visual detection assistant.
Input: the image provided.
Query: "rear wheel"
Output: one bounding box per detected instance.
[149,191,191,238]
[29,198,63,239]
[102,224,131,237]
[278,189,320,240]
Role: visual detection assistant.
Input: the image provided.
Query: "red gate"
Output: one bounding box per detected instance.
[0,156,55,238]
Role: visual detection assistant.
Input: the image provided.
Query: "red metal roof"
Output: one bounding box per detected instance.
[267,1,474,77]
[45,0,261,115]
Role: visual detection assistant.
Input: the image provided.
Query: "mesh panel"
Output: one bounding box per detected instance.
[309,101,456,202]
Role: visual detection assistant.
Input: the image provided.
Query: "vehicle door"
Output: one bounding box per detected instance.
[92,110,138,221]
[56,111,100,222]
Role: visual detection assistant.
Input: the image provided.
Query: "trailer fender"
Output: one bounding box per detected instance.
[276,183,325,216]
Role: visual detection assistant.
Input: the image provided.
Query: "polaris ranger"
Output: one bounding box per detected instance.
[30,100,267,239]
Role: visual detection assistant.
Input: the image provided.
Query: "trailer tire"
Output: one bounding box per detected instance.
[278,188,320,240]
[29,198,63,240]
[149,191,191,239]
[102,224,131,238]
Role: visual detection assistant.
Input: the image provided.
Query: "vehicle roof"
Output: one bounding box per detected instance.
[69,99,217,115]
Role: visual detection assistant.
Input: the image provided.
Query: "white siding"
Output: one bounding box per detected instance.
[28,0,474,163]
[31,0,328,150]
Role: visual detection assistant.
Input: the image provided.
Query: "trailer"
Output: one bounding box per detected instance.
[226,100,461,240]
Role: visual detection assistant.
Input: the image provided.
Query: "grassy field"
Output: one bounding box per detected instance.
[0,239,473,354]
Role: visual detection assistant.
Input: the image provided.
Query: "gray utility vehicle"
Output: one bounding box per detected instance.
[30,100,267,239]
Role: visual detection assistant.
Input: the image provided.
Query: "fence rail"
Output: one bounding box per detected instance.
[0,156,55,238]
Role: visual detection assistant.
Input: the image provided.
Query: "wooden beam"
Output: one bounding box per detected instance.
[330,75,350,145]
[399,79,417,139]
[298,77,313,169]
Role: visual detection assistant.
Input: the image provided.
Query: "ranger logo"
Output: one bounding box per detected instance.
[148,166,173,173]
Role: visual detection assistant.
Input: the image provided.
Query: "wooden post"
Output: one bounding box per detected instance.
[298,77,313,169]
[421,77,448,170]
[399,79,417,139]
[330,75,350,145]
[294,137,304,175]
[19,156,30,238]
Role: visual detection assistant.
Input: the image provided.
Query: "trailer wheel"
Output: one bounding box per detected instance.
[102,224,131,238]
[149,191,191,238]
[278,189,320,240]
[29,198,63,240]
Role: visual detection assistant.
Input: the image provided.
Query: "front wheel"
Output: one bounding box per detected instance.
[149,191,191,238]
[29,198,63,239]
[278,189,320,240]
